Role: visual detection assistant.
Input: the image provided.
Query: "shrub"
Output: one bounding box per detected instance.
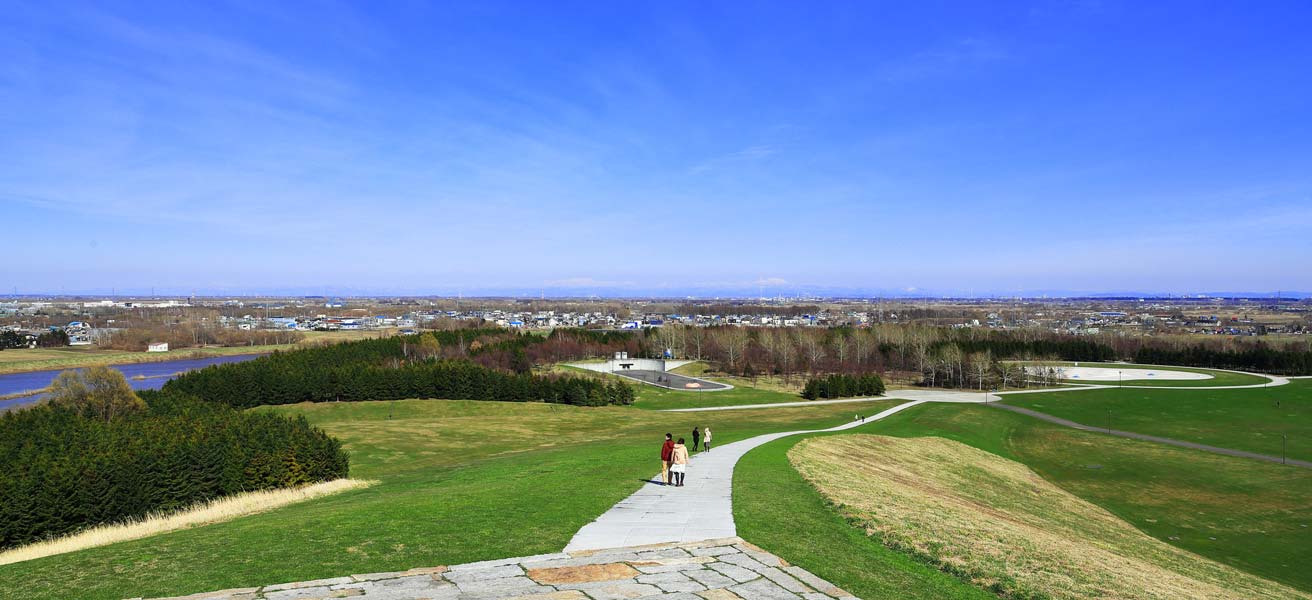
[46,367,145,423]
[802,373,886,400]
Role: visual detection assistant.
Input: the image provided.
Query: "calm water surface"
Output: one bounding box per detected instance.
[0,354,263,411]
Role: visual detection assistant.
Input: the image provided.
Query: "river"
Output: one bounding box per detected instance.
[0,354,264,411]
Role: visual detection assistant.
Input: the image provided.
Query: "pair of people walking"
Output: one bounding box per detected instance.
[692,426,712,452]
[660,433,687,486]
[659,426,713,487]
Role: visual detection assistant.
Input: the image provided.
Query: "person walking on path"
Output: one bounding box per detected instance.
[692,426,702,452]
[669,438,689,487]
[703,426,712,452]
[660,433,675,485]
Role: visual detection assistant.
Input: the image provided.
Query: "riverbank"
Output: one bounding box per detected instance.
[0,345,287,376]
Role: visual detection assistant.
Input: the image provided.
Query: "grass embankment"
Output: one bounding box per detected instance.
[791,435,1305,599]
[1029,361,1272,387]
[734,427,996,600]
[1003,378,1312,461]
[0,399,894,600]
[0,479,373,567]
[870,403,1312,591]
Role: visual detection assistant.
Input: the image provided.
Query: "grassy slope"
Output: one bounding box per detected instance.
[792,435,1304,599]
[0,399,897,600]
[735,428,996,600]
[869,403,1312,591]
[1003,378,1312,461]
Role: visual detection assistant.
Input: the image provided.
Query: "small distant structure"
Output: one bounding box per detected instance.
[147,342,169,353]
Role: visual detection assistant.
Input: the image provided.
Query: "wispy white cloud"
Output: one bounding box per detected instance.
[689,144,780,174]
[880,37,1010,82]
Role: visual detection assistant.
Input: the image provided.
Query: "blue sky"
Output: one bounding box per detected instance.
[3,1,1310,296]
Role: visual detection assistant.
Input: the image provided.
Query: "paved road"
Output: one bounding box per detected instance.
[564,400,930,551]
[611,369,734,391]
[989,403,1312,469]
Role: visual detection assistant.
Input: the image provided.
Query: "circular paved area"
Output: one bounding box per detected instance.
[1027,365,1212,381]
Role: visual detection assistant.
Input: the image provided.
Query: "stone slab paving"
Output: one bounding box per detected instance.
[135,538,859,600]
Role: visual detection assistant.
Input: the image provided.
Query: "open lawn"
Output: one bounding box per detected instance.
[0,398,887,600]
[1002,378,1312,462]
[868,403,1312,591]
[791,434,1304,599]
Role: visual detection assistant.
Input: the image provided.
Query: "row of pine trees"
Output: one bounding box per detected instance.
[0,391,348,549]
[164,332,637,408]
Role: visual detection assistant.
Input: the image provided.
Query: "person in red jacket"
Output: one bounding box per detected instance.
[660,433,675,485]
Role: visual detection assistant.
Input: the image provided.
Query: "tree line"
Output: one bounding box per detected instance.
[646,324,1312,383]
[1134,344,1312,376]
[163,330,636,408]
[0,387,347,550]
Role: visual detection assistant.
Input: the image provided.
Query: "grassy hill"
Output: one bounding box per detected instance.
[0,398,899,600]
[867,403,1312,591]
[790,434,1306,599]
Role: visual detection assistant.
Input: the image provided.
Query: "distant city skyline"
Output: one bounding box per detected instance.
[4,2,1310,294]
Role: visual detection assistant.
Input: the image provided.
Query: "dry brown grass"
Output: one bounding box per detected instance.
[0,479,374,566]
[789,435,1308,600]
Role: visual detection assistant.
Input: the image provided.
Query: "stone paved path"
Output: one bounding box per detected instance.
[138,538,857,600]
[565,400,930,552]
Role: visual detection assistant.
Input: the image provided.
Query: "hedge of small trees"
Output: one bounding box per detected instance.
[0,390,348,550]
[802,373,886,400]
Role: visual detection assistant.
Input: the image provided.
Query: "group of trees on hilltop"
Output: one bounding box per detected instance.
[0,375,347,550]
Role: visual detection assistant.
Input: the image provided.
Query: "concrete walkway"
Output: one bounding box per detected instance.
[564,400,932,552]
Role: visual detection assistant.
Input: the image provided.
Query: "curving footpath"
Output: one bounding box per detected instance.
[573,367,1301,551]
[565,399,934,552]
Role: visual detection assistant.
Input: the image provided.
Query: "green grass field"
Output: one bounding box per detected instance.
[866,403,1312,591]
[1002,379,1312,461]
[0,398,897,600]
[1029,361,1272,387]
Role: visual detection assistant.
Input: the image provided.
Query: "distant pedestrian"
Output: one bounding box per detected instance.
[860,414,865,423]
[660,433,675,485]
[670,438,689,486]
[703,426,712,452]
[854,414,859,422]
[692,426,702,451]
